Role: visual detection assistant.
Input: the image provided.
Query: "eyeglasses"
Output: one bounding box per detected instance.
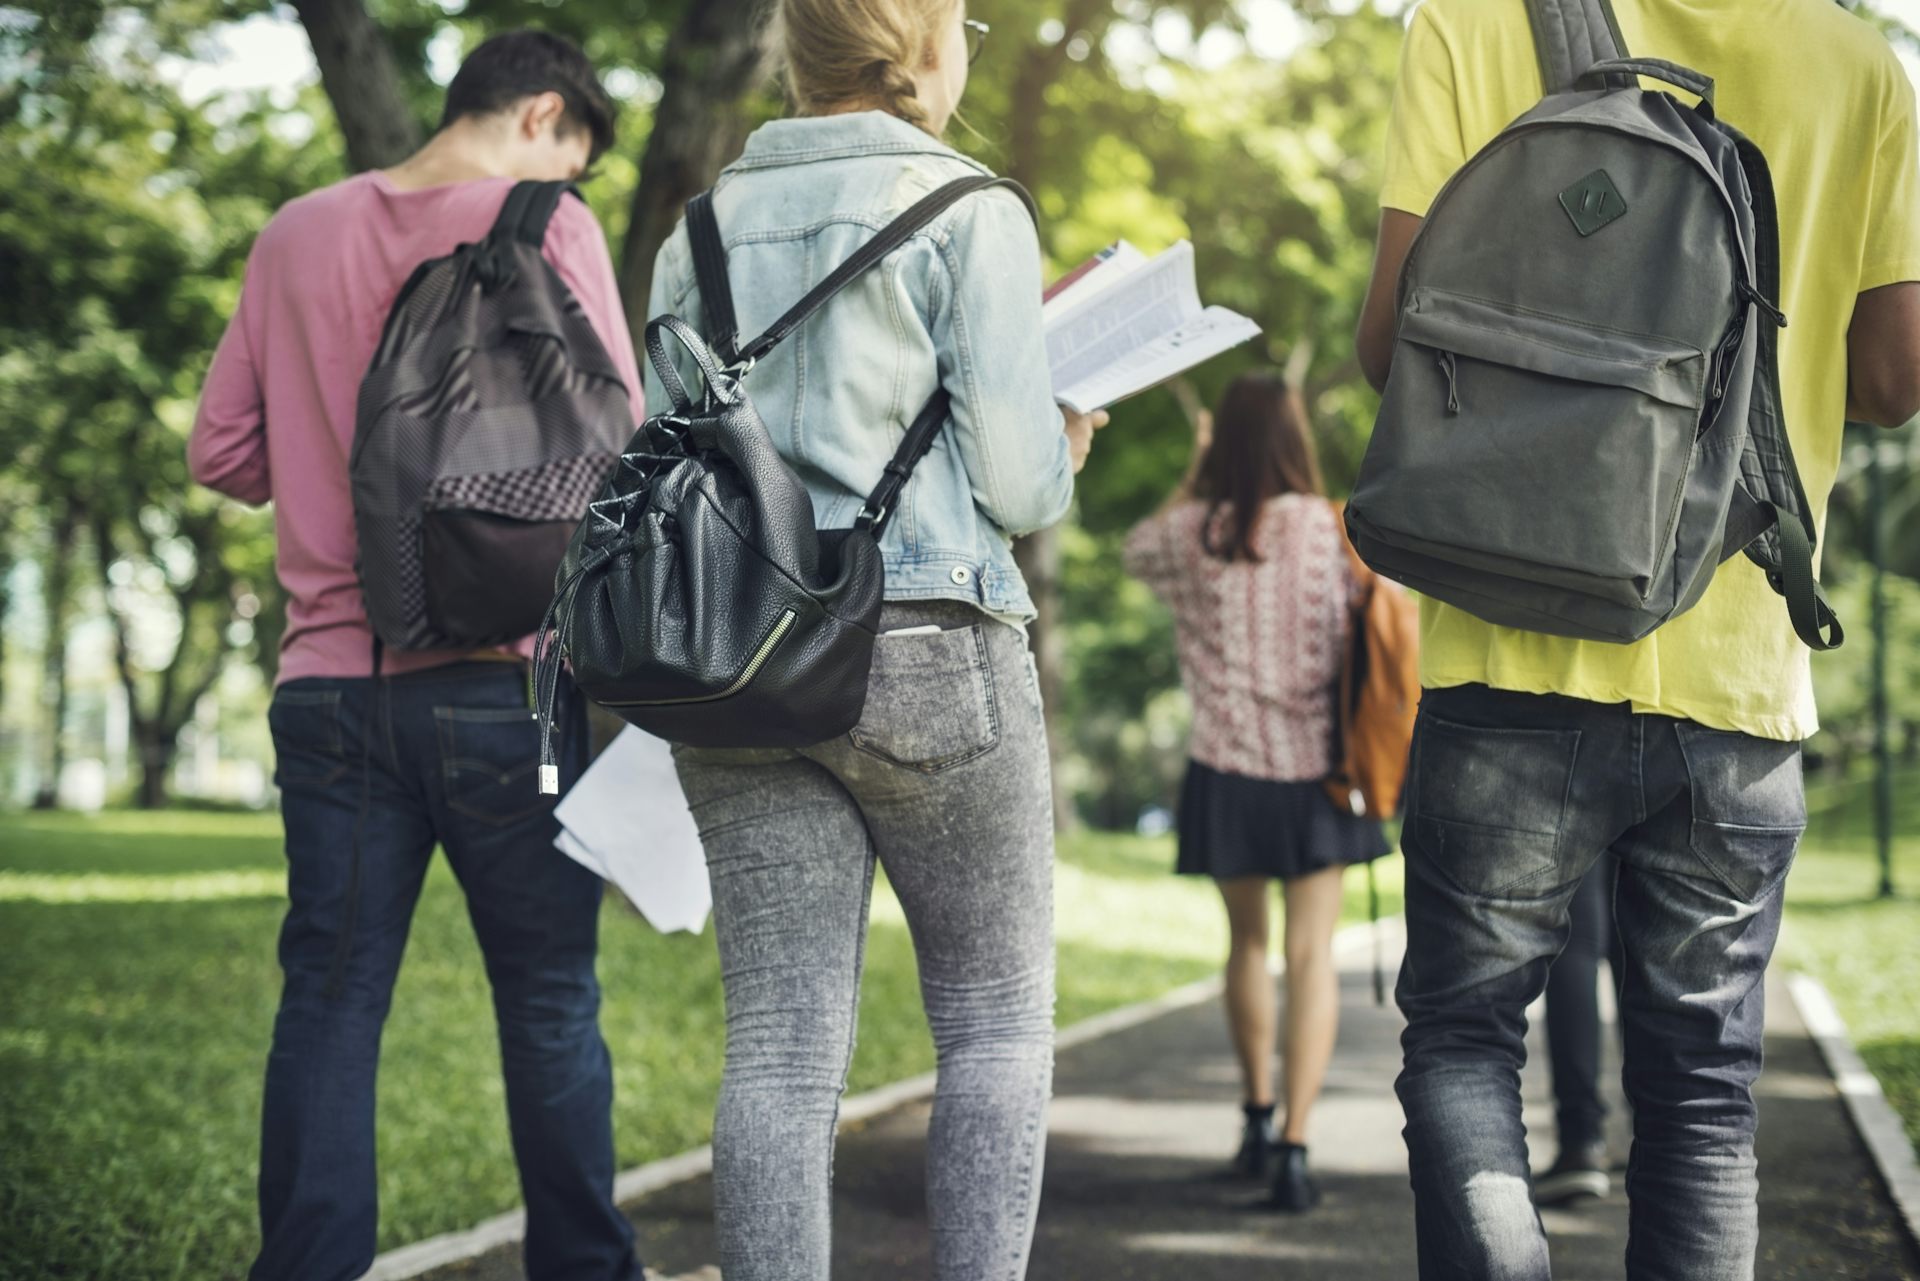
[965,18,989,64]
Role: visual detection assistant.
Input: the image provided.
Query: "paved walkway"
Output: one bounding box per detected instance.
[430,927,1918,1280]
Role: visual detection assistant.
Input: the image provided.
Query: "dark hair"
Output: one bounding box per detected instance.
[1194,372,1326,563]
[440,31,617,163]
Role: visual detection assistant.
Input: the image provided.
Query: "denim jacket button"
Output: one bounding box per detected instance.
[950,566,973,586]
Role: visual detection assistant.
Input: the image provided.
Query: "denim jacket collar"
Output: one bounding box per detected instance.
[726,111,994,177]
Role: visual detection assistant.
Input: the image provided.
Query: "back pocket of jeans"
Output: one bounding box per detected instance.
[1411,712,1582,899]
[1675,723,1804,903]
[850,625,999,773]
[434,705,549,826]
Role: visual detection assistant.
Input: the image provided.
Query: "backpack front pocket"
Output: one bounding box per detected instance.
[420,454,617,645]
[1368,289,1707,609]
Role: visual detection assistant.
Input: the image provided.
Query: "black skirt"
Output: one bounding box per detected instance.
[1176,759,1391,881]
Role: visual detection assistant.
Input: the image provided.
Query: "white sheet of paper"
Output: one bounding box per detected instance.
[553,727,712,934]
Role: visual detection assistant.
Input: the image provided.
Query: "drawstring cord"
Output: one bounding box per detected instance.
[533,547,611,794]
[530,412,693,794]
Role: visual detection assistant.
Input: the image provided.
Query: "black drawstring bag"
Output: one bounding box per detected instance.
[532,175,1035,790]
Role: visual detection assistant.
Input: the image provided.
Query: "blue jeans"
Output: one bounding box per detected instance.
[1396,684,1804,1281]
[252,662,639,1281]
[1544,855,1623,1154]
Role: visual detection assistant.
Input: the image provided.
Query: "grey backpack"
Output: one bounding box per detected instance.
[352,180,632,655]
[1346,0,1842,651]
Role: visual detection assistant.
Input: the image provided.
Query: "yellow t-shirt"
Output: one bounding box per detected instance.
[1381,0,1920,741]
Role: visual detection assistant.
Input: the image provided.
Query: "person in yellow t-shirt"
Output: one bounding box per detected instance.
[1355,1,1920,1277]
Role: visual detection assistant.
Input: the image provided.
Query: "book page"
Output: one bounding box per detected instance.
[1045,240,1202,398]
[1041,241,1148,323]
[553,726,711,934]
[1055,306,1264,414]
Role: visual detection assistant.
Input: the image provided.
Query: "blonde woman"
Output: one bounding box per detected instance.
[644,2,1106,1278]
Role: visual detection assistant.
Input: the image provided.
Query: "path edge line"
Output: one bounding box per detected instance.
[1786,970,1920,1251]
[365,918,1392,1280]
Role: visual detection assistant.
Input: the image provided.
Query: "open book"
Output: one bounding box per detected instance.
[1043,240,1262,413]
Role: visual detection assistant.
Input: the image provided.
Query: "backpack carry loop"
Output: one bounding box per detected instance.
[1579,58,1717,114]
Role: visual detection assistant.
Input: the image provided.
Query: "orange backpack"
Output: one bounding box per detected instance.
[1324,502,1421,821]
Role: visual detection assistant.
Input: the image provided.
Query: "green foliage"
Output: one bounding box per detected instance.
[1,5,340,795]
[943,5,1406,823]
[1808,567,1920,766]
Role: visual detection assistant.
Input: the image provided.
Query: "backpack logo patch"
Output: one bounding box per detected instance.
[1558,170,1628,237]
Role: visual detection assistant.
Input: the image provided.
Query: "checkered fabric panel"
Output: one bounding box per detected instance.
[424,452,619,522]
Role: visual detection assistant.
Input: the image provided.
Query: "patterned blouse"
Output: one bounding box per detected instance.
[1123,494,1357,783]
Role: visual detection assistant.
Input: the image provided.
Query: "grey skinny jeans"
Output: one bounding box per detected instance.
[672,601,1057,1281]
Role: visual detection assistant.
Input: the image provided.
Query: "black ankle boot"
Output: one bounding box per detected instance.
[1267,1142,1322,1212]
[1232,1105,1279,1179]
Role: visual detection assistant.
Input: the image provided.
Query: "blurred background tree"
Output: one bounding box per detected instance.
[1,0,1914,822]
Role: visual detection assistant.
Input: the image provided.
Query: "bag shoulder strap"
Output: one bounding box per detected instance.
[1525,0,1630,93]
[490,180,578,247]
[686,191,743,364]
[685,174,1037,372]
[1718,128,1843,651]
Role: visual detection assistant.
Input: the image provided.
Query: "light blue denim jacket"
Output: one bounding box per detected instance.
[644,111,1074,621]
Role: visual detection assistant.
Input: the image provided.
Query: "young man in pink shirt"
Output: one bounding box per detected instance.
[191,33,649,1281]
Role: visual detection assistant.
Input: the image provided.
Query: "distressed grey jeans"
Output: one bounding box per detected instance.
[672,601,1056,1281]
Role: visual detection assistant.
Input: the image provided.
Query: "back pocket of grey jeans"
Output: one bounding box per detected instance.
[850,624,998,773]
[1675,723,1804,903]
[1411,712,1582,898]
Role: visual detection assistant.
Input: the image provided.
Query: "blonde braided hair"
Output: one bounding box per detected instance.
[777,0,961,134]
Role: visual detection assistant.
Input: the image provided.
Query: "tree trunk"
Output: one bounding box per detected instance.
[292,0,422,172]
[31,510,78,809]
[134,727,172,811]
[92,515,235,812]
[617,0,779,357]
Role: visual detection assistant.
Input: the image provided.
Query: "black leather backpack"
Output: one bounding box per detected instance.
[532,175,1036,791]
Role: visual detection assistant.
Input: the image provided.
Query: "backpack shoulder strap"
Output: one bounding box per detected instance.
[1717,128,1844,652]
[490,180,578,247]
[686,191,742,366]
[1525,0,1630,93]
[714,174,1036,371]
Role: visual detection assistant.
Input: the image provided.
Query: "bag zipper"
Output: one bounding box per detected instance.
[603,608,798,708]
[1435,350,1460,414]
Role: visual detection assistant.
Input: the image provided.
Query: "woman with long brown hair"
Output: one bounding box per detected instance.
[1124,371,1388,1212]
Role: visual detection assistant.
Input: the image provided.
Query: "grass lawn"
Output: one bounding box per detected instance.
[0,807,1401,1281]
[1778,765,1920,1146]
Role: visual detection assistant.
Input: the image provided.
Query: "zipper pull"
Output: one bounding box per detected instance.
[1435,350,1460,414]
[1737,280,1788,329]
[1710,320,1746,399]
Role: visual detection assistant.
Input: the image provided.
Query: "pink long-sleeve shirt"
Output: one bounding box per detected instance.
[189,171,643,684]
